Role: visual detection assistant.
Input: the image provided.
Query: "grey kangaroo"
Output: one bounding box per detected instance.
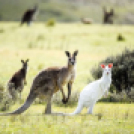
[7,59,29,100]
[1,50,78,115]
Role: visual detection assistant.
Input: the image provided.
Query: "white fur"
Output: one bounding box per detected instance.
[70,65,112,115]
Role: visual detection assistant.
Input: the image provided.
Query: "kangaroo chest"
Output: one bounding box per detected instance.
[62,71,75,85]
[62,75,71,86]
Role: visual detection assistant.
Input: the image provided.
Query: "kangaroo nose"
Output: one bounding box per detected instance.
[71,60,75,65]
[107,72,109,75]
[71,62,74,65]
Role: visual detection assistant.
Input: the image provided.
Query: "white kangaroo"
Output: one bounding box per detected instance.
[69,63,113,115]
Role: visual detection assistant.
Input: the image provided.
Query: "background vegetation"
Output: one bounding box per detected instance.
[0,0,134,23]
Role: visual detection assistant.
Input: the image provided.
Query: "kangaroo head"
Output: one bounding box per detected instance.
[103,6,107,14]
[106,8,114,16]
[34,4,38,11]
[101,63,113,77]
[21,59,29,70]
[65,50,78,67]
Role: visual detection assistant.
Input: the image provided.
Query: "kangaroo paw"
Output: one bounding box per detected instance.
[62,98,68,104]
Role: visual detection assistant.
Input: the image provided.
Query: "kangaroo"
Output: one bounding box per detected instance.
[68,63,113,115]
[7,59,29,100]
[21,5,38,26]
[81,18,92,24]
[1,50,78,116]
[103,7,114,24]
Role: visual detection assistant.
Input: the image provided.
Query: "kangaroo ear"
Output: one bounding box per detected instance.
[73,50,78,57]
[21,60,24,64]
[26,59,29,63]
[108,63,113,68]
[65,51,71,57]
[101,64,105,69]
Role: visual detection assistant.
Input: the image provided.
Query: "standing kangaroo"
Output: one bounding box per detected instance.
[7,59,29,100]
[20,5,38,26]
[1,51,78,115]
[68,63,113,115]
[103,7,114,24]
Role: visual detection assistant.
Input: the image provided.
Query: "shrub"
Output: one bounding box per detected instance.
[99,90,131,103]
[52,90,80,107]
[0,93,13,111]
[128,88,134,101]
[36,35,45,41]
[92,49,134,95]
[46,18,56,27]
[27,42,36,49]
[0,83,13,111]
[117,33,125,41]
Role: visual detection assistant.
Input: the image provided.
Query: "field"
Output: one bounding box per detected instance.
[0,22,134,134]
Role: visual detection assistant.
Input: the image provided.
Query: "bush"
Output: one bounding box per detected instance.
[92,49,134,95]
[52,90,80,107]
[0,83,13,111]
[99,90,132,103]
[46,18,56,27]
[117,33,125,41]
[128,88,134,101]
[0,93,13,111]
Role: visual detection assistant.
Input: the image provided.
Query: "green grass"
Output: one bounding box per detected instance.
[0,22,134,134]
[1,104,134,134]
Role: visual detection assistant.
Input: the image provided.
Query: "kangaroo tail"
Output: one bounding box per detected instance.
[0,90,37,116]
[64,103,83,116]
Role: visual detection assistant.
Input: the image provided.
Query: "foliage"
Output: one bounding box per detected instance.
[92,49,134,95]
[52,90,80,107]
[117,33,125,41]
[99,90,131,102]
[0,83,13,111]
[0,0,134,23]
[35,90,80,107]
[46,18,56,27]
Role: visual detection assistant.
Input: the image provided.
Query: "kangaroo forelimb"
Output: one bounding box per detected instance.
[66,82,72,102]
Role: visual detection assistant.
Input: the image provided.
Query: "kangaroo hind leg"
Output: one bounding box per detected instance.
[44,86,54,114]
[45,95,52,114]
[87,101,96,114]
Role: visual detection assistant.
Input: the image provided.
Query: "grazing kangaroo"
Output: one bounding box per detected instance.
[1,50,78,116]
[7,59,29,100]
[68,63,113,115]
[21,5,38,26]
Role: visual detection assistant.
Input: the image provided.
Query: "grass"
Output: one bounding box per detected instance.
[0,22,134,133]
[1,104,134,134]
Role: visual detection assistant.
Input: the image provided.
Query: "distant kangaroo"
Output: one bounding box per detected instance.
[7,59,29,100]
[81,18,92,24]
[103,7,114,24]
[1,51,78,115]
[20,5,38,26]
